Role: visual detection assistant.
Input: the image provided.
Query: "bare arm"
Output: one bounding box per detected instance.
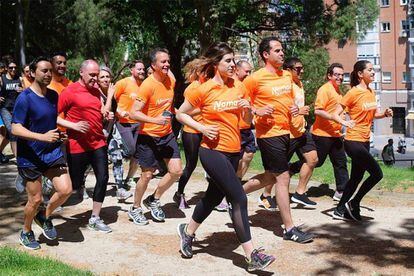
[331,103,355,128]
[12,123,60,143]
[375,107,393,119]
[314,109,333,120]
[57,117,90,133]
[176,100,218,140]
[126,100,168,125]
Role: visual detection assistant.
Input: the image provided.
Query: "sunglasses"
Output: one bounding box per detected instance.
[293,66,303,72]
[8,66,17,70]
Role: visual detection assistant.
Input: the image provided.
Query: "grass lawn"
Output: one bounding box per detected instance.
[0,247,92,276]
[248,151,414,192]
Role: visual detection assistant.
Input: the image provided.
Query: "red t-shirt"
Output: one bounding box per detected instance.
[58,82,106,154]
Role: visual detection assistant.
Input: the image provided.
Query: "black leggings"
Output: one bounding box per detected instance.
[177,132,202,194]
[67,147,109,203]
[193,147,251,243]
[290,135,349,192]
[338,141,383,208]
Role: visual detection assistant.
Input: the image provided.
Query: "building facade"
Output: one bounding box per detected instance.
[328,0,414,137]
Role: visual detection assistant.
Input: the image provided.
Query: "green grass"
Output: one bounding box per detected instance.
[248,151,414,192]
[0,247,93,276]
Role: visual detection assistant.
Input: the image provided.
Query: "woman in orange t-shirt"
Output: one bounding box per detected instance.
[173,58,205,209]
[176,42,275,271]
[331,60,393,221]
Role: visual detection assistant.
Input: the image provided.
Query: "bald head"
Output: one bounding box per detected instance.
[235,60,252,81]
[79,59,99,89]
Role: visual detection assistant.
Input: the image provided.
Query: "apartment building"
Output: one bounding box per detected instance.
[327,0,414,137]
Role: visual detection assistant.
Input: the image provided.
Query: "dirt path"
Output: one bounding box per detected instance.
[1,163,413,275]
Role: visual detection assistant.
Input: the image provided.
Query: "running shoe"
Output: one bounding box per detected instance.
[246,248,276,272]
[15,174,25,193]
[87,216,112,233]
[143,196,166,222]
[116,188,133,201]
[214,199,229,212]
[291,192,317,206]
[177,223,195,258]
[19,230,40,250]
[283,226,314,243]
[34,210,57,240]
[257,194,277,211]
[128,206,149,225]
[333,190,343,201]
[0,152,9,164]
[173,192,190,209]
[345,200,362,221]
[82,187,89,200]
[332,207,351,220]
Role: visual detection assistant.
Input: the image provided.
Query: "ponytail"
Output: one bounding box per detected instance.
[350,60,370,87]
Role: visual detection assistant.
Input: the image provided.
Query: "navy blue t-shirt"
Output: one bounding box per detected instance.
[12,88,63,168]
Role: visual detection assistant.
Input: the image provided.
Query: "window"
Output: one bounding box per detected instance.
[343,73,350,83]
[391,107,406,134]
[402,20,410,30]
[400,0,408,5]
[403,72,409,83]
[381,0,390,6]
[381,22,391,32]
[382,72,392,83]
[411,20,414,29]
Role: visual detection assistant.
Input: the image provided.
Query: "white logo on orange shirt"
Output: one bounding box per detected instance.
[362,102,377,110]
[213,100,239,111]
[129,93,137,100]
[271,85,291,96]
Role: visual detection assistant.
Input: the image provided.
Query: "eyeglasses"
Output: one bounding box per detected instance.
[332,73,344,77]
[293,66,303,72]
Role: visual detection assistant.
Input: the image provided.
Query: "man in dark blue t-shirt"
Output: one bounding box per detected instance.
[11,56,88,250]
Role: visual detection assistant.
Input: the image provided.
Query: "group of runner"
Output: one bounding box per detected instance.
[0,36,393,271]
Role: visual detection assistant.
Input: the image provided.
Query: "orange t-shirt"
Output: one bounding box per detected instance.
[136,74,175,137]
[183,81,203,134]
[341,86,377,142]
[48,77,72,94]
[186,78,247,153]
[290,81,306,138]
[114,77,140,123]
[312,81,343,137]
[22,76,33,89]
[243,68,294,138]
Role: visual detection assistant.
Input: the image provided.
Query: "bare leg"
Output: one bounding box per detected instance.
[236,152,254,179]
[44,167,73,217]
[133,167,155,207]
[296,150,318,194]
[126,158,139,179]
[24,178,43,232]
[274,171,294,230]
[243,172,275,194]
[154,158,182,199]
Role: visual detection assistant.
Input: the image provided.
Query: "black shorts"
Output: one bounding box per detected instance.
[135,133,181,168]
[257,134,290,174]
[240,129,257,154]
[18,156,67,181]
[288,131,317,160]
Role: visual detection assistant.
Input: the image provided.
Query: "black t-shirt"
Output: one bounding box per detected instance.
[0,74,22,111]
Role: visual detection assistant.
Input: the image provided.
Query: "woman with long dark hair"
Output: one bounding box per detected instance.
[331,60,393,221]
[176,42,275,271]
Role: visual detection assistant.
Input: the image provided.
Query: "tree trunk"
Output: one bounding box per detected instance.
[17,0,26,66]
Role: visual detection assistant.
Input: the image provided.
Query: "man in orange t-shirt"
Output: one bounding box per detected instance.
[126,48,182,225]
[48,52,72,95]
[234,60,256,181]
[291,63,349,201]
[113,60,146,189]
[21,65,34,89]
[243,37,314,243]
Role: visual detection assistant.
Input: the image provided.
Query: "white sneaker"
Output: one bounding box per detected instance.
[87,216,112,233]
[117,188,132,201]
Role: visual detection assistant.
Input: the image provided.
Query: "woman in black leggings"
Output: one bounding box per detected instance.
[173,59,205,209]
[331,60,393,221]
[175,42,275,271]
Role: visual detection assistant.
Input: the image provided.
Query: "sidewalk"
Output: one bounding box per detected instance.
[1,162,413,275]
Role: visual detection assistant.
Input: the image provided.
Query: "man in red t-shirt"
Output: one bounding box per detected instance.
[58,59,113,233]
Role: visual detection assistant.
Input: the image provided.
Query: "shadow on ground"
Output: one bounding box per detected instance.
[306,218,414,274]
